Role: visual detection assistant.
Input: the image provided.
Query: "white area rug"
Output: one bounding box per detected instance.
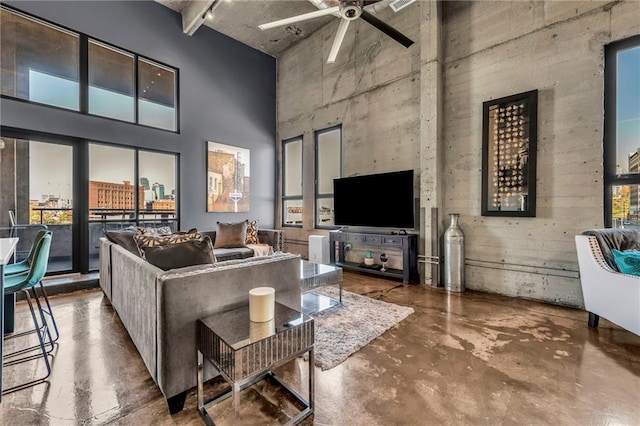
[311,287,414,371]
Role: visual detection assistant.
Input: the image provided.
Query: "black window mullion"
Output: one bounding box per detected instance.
[77,142,89,273]
[79,35,89,114]
[134,149,140,224]
[134,55,139,124]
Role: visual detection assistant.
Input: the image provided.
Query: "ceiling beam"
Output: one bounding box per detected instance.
[182,0,216,36]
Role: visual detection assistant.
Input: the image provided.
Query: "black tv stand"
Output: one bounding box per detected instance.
[330,231,418,284]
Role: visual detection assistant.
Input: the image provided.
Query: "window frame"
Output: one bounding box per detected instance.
[0,4,180,133]
[281,135,304,228]
[314,124,342,230]
[604,35,640,227]
[1,125,180,275]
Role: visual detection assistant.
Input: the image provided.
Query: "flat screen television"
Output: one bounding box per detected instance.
[333,170,415,229]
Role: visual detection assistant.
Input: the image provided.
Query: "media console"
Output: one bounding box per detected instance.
[329,231,419,284]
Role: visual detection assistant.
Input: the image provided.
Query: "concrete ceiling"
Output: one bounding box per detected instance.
[155,0,340,56]
[155,0,400,57]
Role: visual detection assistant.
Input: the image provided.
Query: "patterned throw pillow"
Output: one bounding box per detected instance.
[246,220,259,245]
[134,229,202,257]
[612,249,640,275]
[138,226,173,236]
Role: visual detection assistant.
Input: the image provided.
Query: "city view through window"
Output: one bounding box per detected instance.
[28,144,177,226]
[612,45,640,228]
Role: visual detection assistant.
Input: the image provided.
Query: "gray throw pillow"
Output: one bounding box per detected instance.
[142,237,215,271]
[105,229,140,256]
[213,220,248,249]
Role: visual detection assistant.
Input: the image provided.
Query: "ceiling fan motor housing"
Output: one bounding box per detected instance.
[340,0,363,20]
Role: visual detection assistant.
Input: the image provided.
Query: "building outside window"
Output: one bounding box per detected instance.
[315,125,342,229]
[282,136,303,227]
[605,36,640,228]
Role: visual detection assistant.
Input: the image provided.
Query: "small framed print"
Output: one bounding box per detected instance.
[481,90,538,217]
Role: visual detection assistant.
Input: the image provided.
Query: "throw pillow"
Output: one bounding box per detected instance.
[611,249,640,275]
[142,237,215,271]
[246,220,259,245]
[137,226,172,236]
[214,220,248,249]
[105,229,140,256]
[134,229,203,256]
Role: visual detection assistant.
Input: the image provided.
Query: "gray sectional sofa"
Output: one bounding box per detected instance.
[99,235,301,413]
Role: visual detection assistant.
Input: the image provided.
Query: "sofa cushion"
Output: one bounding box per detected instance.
[134,230,203,256]
[142,237,215,271]
[245,220,259,244]
[611,249,640,276]
[213,247,254,262]
[213,221,248,249]
[582,228,640,271]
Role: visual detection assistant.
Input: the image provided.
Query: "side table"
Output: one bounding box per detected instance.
[197,302,314,425]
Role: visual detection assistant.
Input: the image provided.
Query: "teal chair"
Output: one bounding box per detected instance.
[5,230,59,344]
[3,233,54,394]
[4,229,49,277]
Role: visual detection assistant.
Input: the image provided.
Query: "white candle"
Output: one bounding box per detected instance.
[249,287,275,322]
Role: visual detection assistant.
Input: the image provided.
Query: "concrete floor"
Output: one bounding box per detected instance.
[1,272,639,425]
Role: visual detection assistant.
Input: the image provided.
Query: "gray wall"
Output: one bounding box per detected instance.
[0,0,277,230]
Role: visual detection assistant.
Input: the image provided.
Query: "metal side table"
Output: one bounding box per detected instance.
[197,302,314,425]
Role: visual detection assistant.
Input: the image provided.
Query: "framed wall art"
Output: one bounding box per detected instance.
[207,141,250,212]
[481,89,538,217]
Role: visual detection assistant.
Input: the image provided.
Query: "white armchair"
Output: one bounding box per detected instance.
[575,230,640,336]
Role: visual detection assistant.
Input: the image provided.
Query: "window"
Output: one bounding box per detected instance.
[605,36,640,228]
[89,40,135,122]
[0,5,179,132]
[0,6,79,110]
[315,126,342,228]
[282,136,303,227]
[88,144,178,270]
[138,59,177,131]
[0,137,74,273]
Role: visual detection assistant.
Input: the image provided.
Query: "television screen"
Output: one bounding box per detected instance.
[333,170,415,229]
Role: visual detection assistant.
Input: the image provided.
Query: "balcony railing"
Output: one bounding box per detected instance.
[29,207,177,224]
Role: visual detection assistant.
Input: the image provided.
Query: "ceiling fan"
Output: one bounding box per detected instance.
[258,0,414,63]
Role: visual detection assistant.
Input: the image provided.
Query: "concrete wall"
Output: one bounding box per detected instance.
[442,1,639,306]
[277,5,422,258]
[277,0,640,307]
[0,0,277,230]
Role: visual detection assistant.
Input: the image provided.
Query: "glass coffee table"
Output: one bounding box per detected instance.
[300,260,343,315]
[197,302,314,425]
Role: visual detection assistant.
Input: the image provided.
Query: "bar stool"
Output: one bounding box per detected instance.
[3,233,54,394]
[5,230,59,344]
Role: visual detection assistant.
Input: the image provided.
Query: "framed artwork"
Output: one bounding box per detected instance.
[481,90,538,217]
[207,141,250,212]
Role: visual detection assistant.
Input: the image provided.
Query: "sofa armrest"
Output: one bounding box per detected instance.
[575,235,640,336]
[258,229,285,252]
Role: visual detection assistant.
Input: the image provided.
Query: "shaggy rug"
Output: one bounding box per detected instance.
[311,287,414,371]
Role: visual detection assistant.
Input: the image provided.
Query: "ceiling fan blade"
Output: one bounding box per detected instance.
[327,19,350,64]
[259,6,340,30]
[360,10,414,48]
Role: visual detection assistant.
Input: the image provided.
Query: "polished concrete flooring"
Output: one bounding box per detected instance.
[1,273,639,425]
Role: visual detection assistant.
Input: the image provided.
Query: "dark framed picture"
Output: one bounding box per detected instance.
[481,90,538,217]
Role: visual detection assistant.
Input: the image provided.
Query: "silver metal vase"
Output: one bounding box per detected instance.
[444,213,465,292]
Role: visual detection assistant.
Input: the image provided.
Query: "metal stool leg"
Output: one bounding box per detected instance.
[37,281,59,343]
[2,290,52,394]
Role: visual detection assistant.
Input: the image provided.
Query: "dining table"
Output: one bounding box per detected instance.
[0,237,19,401]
